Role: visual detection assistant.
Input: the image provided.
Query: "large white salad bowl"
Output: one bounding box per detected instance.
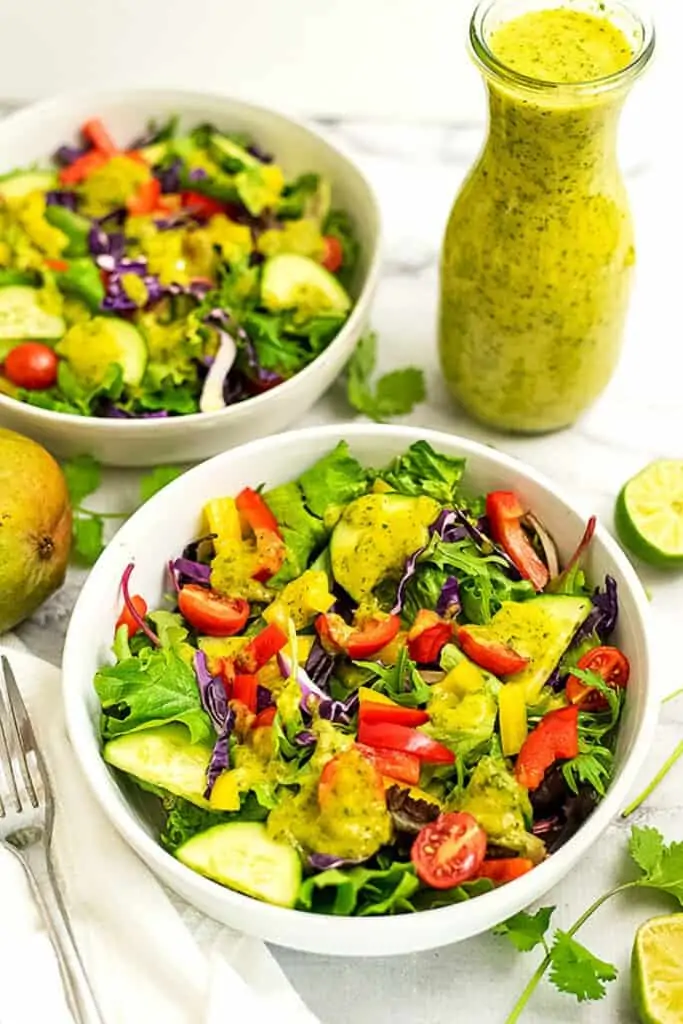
[62,424,655,955]
[0,89,381,466]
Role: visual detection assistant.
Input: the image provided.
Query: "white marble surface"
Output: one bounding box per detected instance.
[4,104,683,1022]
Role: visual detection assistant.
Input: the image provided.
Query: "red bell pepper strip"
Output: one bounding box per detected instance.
[81,118,118,156]
[58,149,110,185]
[181,191,225,219]
[456,626,529,676]
[407,610,453,664]
[355,744,421,786]
[358,720,455,765]
[236,488,281,536]
[478,858,534,885]
[232,673,258,713]
[253,706,277,729]
[486,491,549,592]
[236,622,288,673]
[358,702,429,728]
[515,704,579,790]
[44,258,70,273]
[116,594,148,637]
[127,178,163,216]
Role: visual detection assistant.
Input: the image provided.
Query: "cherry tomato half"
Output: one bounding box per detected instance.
[411,812,487,889]
[321,235,343,273]
[115,594,148,637]
[566,646,630,710]
[4,343,58,390]
[177,584,249,637]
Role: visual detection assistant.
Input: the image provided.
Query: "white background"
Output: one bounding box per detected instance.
[0,0,674,126]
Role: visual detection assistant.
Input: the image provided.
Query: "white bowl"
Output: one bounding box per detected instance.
[0,89,381,466]
[62,424,655,956]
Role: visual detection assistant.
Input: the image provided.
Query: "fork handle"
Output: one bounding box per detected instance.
[7,842,105,1024]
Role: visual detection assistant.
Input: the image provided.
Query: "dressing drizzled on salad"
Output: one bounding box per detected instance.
[96,442,628,914]
[0,116,358,417]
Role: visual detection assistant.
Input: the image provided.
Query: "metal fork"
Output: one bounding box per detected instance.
[0,655,104,1024]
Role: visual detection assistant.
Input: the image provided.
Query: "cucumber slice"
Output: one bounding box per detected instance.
[261,254,351,316]
[57,316,147,386]
[485,595,592,702]
[330,493,441,602]
[0,170,57,200]
[0,286,66,341]
[103,724,212,808]
[175,822,302,907]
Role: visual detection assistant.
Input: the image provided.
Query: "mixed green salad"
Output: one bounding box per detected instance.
[95,441,628,915]
[0,116,358,417]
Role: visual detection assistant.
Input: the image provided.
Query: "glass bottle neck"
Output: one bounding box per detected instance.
[482,82,626,187]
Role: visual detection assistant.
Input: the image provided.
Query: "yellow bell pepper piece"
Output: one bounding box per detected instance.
[499,682,528,756]
[198,634,315,675]
[203,497,242,555]
[441,660,485,696]
[263,570,335,630]
[209,771,241,811]
[358,687,397,706]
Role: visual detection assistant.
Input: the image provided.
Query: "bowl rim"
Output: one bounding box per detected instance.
[0,86,382,433]
[62,422,657,948]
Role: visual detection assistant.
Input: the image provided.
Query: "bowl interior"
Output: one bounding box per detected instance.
[62,424,654,955]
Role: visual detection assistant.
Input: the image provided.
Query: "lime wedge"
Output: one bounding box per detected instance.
[615,460,683,569]
[632,915,683,1023]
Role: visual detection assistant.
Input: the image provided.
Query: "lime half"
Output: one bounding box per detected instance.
[615,460,683,569]
[632,915,683,1023]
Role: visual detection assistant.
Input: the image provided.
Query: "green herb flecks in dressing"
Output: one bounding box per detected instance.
[439,7,639,433]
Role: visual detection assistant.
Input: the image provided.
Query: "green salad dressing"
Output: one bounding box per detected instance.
[439,2,653,433]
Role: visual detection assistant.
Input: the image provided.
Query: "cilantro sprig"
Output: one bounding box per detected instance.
[496,825,683,1021]
[345,332,425,422]
[63,454,183,565]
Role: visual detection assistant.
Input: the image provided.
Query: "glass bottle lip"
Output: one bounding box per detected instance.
[470,0,655,97]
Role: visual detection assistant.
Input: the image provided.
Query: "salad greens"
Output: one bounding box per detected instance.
[93,439,629,915]
[0,114,374,418]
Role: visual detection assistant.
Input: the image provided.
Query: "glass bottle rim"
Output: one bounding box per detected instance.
[470,0,655,97]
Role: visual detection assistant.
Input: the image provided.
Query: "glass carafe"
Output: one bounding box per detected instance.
[438,0,654,433]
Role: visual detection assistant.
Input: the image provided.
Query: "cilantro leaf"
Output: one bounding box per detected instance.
[346,332,425,423]
[62,453,101,506]
[629,826,664,877]
[548,931,617,1002]
[72,516,105,565]
[140,466,183,503]
[494,907,555,952]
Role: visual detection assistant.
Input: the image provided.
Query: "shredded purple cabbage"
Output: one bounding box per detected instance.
[304,639,336,692]
[54,143,88,166]
[294,730,317,748]
[436,576,461,619]
[204,707,236,798]
[182,534,217,563]
[246,144,273,164]
[277,653,357,726]
[154,158,182,193]
[189,167,208,182]
[308,853,366,871]
[193,650,228,732]
[46,189,79,210]
[89,225,126,261]
[99,255,165,313]
[256,685,275,714]
[392,510,467,615]
[172,557,211,587]
[194,650,236,797]
[574,575,619,643]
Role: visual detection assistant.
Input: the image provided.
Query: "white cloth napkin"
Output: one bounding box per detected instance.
[0,639,319,1024]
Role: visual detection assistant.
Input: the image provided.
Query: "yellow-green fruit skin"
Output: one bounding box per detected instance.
[0,428,72,632]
